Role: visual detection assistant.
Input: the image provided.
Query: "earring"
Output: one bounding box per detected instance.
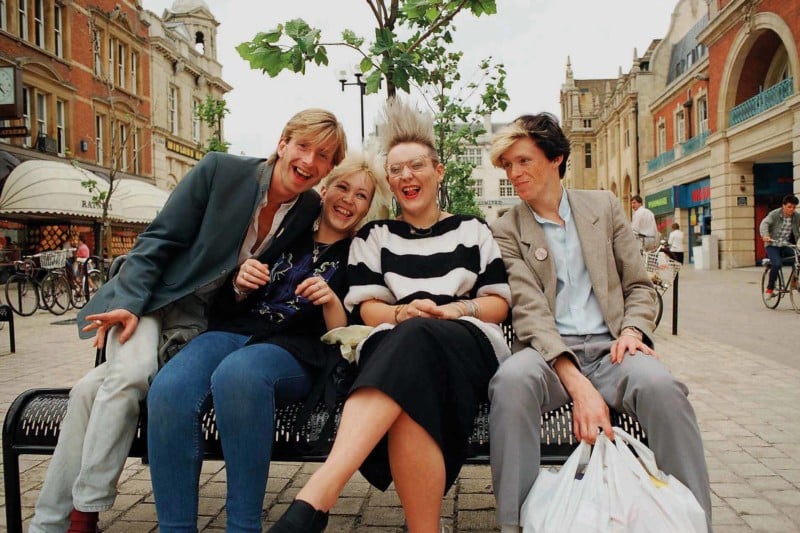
[312,215,321,232]
[391,196,399,216]
[437,184,449,210]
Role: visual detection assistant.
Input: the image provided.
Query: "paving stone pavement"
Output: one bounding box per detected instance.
[1,266,799,532]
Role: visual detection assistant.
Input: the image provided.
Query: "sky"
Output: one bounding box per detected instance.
[142,0,678,157]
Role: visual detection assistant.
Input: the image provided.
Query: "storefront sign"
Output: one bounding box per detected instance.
[677,177,711,208]
[645,188,675,216]
[0,126,29,138]
[166,139,203,160]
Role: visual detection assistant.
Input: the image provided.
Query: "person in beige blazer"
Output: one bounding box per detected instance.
[487,113,711,533]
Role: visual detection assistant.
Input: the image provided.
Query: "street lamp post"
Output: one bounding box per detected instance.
[338,71,367,145]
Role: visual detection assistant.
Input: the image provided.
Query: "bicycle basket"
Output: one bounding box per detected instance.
[39,249,69,270]
[644,251,681,285]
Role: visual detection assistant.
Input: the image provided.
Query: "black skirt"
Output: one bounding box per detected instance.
[351,317,498,491]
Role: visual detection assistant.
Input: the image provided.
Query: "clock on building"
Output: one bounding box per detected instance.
[0,66,23,119]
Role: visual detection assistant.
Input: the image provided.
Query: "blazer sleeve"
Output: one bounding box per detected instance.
[106,153,222,316]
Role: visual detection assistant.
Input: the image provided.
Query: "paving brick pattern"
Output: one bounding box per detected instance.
[1,267,799,532]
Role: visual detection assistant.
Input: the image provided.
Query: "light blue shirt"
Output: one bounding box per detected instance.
[528,188,608,336]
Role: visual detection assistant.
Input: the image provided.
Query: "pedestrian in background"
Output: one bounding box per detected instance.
[760,194,800,298]
[668,222,685,263]
[631,194,659,250]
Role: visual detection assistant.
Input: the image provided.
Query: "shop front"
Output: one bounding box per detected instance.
[645,187,676,242]
[0,160,169,270]
[676,177,711,265]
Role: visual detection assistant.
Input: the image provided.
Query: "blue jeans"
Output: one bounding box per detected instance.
[766,245,795,290]
[148,331,312,533]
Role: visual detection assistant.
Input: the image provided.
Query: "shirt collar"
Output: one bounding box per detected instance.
[526,187,571,226]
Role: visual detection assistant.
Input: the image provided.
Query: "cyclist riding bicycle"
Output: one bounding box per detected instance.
[760,194,800,298]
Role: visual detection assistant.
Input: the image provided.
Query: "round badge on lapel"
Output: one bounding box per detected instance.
[534,247,548,261]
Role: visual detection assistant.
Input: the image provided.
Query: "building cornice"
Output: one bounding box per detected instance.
[698,0,757,46]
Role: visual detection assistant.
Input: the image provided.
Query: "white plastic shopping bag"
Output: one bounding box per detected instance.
[609,427,707,532]
[520,428,707,533]
[521,436,614,533]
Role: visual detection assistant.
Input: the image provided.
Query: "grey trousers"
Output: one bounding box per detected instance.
[488,334,712,531]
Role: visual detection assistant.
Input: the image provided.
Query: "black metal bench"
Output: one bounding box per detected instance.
[2,260,647,532]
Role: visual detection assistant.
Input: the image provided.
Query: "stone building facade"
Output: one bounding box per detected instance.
[561,0,799,268]
[144,0,230,190]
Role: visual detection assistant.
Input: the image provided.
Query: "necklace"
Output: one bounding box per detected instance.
[407,210,443,236]
[312,241,330,263]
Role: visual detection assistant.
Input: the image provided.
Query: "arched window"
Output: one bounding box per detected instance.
[194,31,205,55]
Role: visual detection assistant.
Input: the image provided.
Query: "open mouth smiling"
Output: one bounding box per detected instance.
[401,185,421,198]
[333,205,353,218]
[294,166,312,180]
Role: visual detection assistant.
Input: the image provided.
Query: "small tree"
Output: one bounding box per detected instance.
[195,95,230,153]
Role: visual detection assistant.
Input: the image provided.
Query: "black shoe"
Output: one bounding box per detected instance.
[268,499,329,532]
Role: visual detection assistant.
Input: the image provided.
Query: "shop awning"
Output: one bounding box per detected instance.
[0,160,169,224]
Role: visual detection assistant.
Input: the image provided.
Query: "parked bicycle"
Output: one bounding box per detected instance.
[636,234,681,328]
[66,255,105,309]
[760,244,800,312]
[3,251,70,316]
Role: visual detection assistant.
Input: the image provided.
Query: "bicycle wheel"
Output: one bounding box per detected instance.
[86,269,104,299]
[654,291,664,329]
[4,274,39,316]
[789,270,800,314]
[40,272,71,315]
[71,277,88,309]
[761,267,782,309]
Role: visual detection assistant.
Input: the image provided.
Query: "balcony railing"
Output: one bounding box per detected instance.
[730,77,794,126]
[646,149,675,173]
[681,129,709,156]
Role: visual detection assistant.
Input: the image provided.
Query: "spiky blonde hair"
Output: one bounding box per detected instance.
[377,98,438,162]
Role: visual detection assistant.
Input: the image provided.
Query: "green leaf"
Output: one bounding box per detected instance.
[360,57,373,73]
[373,27,395,54]
[425,7,439,21]
[342,29,364,47]
[365,70,383,94]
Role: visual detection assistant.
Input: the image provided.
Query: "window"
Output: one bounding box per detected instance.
[610,126,617,152]
[93,30,102,76]
[56,99,65,155]
[458,147,482,166]
[584,143,592,169]
[471,177,483,197]
[118,123,127,171]
[582,119,592,128]
[697,97,708,134]
[33,0,44,47]
[675,109,685,143]
[657,121,666,154]
[130,51,138,94]
[686,50,695,69]
[192,98,200,142]
[35,92,46,143]
[500,178,515,197]
[53,5,62,57]
[22,87,30,147]
[107,36,114,83]
[168,85,178,135]
[117,42,125,90]
[18,0,28,40]
[132,129,140,174]
[95,115,104,164]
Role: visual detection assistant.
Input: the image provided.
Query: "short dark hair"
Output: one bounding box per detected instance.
[782,194,799,206]
[490,113,570,177]
[631,195,643,204]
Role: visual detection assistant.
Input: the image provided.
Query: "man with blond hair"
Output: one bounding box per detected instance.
[31,109,347,533]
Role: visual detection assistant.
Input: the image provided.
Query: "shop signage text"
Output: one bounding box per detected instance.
[81,200,113,211]
[645,187,674,216]
[0,126,30,138]
[691,186,710,203]
[166,139,203,160]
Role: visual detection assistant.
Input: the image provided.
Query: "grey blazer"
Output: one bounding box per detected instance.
[490,189,657,363]
[77,152,321,337]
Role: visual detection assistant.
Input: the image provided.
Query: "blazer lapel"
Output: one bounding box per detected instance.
[569,190,610,314]
[518,205,557,308]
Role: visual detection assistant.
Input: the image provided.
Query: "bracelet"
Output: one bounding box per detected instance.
[620,328,642,341]
[455,300,470,317]
[394,304,406,324]
[459,299,479,318]
[232,278,249,297]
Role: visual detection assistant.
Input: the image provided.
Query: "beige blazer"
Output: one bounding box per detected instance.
[491,189,657,363]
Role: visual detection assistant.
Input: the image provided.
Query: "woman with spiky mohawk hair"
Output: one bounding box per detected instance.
[270,99,512,533]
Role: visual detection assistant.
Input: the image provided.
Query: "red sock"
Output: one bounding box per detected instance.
[67,509,99,533]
